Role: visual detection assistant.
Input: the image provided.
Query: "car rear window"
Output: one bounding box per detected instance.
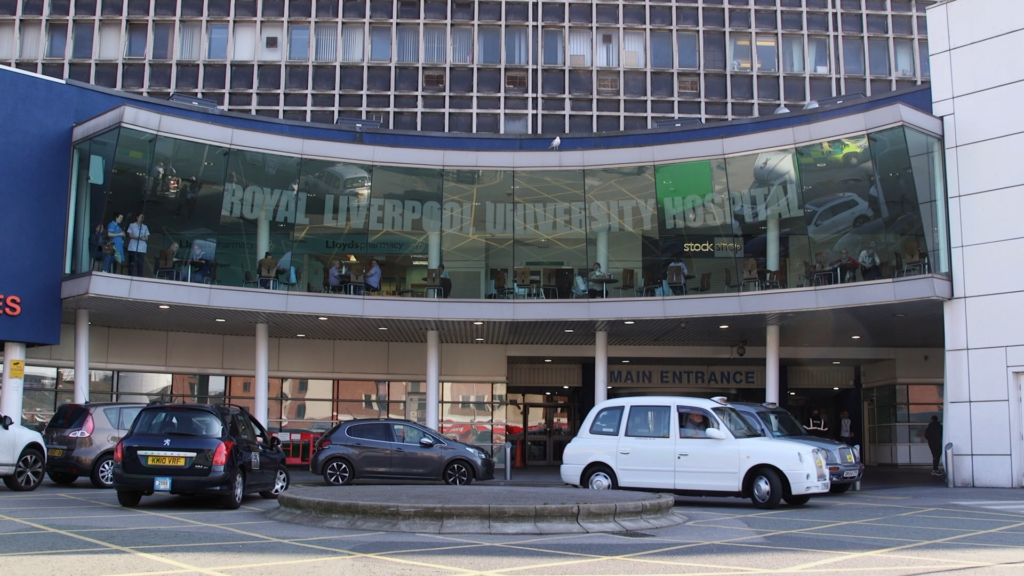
[47,405,88,429]
[625,406,671,438]
[132,409,224,437]
[347,423,391,441]
[589,407,623,436]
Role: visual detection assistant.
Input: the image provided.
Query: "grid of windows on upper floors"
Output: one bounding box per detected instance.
[0,0,934,132]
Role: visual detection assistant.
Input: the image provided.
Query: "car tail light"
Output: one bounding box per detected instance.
[68,414,94,438]
[114,441,123,463]
[316,438,331,450]
[212,441,233,466]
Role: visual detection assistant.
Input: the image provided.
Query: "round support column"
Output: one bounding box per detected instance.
[74,309,90,404]
[426,330,440,431]
[0,342,27,426]
[766,214,780,272]
[595,331,608,405]
[254,323,269,427]
[596,230,609,273]
[765,324,780,405]
[256,210,270,272]
[428,232,441,269]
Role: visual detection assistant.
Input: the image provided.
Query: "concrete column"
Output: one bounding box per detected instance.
[428,232,441,269]
[0,342,27,425]
[766,214,780,272]
[426,330,440,431]
[254,323,269,427]
[765,324,780,405]
[596,230,609,272]
[74,309,90,404]
[595,331,608,405]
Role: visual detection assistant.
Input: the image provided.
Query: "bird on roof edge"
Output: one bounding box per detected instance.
[548,136,561,150]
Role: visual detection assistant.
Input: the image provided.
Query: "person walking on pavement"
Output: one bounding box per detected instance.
[806,409,828,438]
[925,415,944,476]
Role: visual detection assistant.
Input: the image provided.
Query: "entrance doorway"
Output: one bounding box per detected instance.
[523,403,576,465]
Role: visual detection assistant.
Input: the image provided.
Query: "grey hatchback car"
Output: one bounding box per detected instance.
[731,402,864,493]
[44,403,145,488]
[310,419,495,486]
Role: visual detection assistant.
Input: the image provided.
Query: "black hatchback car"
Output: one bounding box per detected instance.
[310,419,494,486]
[113,403,289,509]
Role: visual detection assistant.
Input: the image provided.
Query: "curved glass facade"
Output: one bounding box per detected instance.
[68,125,947,299]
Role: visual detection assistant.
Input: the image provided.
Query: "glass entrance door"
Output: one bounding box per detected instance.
[524,403,575,465]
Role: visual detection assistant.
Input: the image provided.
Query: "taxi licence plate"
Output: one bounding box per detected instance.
[147,456,186,467]
[48,448,64,457]
[843,470,859,478]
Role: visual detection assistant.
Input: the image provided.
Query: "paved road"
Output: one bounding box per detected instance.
[1,473,1022,575]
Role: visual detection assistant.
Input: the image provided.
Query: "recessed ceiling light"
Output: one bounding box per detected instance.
[158,305,170,309]
[378,327,388,330]
[545,391,551,395]
[851,335,861,339]
[622,360,630,364]
[473,321,484,325]
[789,391,796,395]
[563,386,569,389]
[833,387,840,390]
[564,329,574,333]
[719,324,729,329]
[215,318,226,322]
[607,386,612,389]
[296,334,305,338]
[475,337,484,341]
[832,361,841,365]
[317,316,328,321]
[624,321,635,325]
[544,359,552,363]
[893,313,906,317]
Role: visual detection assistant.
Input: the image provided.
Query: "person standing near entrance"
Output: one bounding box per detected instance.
[806,409,828,437]
[126,213,150,277]
[925,415,944,476]
[837,411,855,445]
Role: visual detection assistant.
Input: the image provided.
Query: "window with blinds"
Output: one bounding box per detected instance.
[452,27,472,64]
[314,23,337,62]
[178,23,200,60]
[568,29,590,67]
[396,25,418,63]
[542,29,563,65]
[506,27,527,65]
[423,26,445,64]
[341,24,364,62]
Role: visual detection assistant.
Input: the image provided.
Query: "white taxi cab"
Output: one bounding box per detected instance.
[560,396,829,509]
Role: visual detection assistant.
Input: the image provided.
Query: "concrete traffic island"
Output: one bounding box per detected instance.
[266,485,684,534]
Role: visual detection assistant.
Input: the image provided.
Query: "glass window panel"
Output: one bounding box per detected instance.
[543,28,564,65]
[903,127,948,275]
[512,170,587,292]
[506,27,528,65]
[623,30,645,68]
[395,25,418,63]
[809,36,829,74]
[782,35,804,73]
[568,29,591,67]
[72,21,94,59]
[208,23,228,59]
[423,26,445,64]
[725,150,809,291]
[625,406,671,438]
[478,27,500,64]
[47,22,68,58]
[843,37,865,75]
[442,169,513,299]
[868,38,889,75]
[233,23,256,60]
[370,25,390,62]
[289,24,310,61]
[152,22,172,60]
[677,32,698,69]
[586,165,658,298]
[452,27,472,64]
[729,33,752,72]
[650,31,672,69]
[756,35,777,72]
[596,30,618,67]
[341,24,364,62]
[894,39,915,77]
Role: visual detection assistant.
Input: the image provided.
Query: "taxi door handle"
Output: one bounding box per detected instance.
[394,447,405,452]
[678,453,689,458]
[619,449,630,454]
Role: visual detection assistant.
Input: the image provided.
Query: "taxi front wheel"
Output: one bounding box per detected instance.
[749,468,783,509]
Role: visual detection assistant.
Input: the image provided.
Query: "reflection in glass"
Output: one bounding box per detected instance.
[513,170,587,298]
[443,169,514,298]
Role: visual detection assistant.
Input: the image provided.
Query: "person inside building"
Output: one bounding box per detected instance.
[126,213,150,277]
[365,258,382,293]
[588,262,606,298]
[257,252,282,289]
[103,212,125,273]
[189,242,212,283]
[328,259,344,293]
[806,409,828,437]
[859,241,883,280]
[833,249,859,283]
[90,223,107,271]
[925,415,944,476]
[439,264,452,298]
[837,410,855,445]
[668,254,688,295]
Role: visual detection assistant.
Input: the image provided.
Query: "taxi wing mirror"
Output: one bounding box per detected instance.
[1,415,12,430]
[705,428,727,440]
[270,436,281,448]
[419,437,435,448]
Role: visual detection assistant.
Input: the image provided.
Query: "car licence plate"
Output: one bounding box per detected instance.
[48,448,64,457]
[147,456,186,467]
[843,470,859,478]
[154,477,172,491]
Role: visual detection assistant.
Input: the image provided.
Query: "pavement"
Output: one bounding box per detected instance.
[1,466,1021,575]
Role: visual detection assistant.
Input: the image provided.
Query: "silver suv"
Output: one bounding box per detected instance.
[0,412,46,491]
[44,403,144,488]
[731,402,864,493]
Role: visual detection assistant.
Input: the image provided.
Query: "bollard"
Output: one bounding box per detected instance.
[944,442,954,488]
[504,441,512,481]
